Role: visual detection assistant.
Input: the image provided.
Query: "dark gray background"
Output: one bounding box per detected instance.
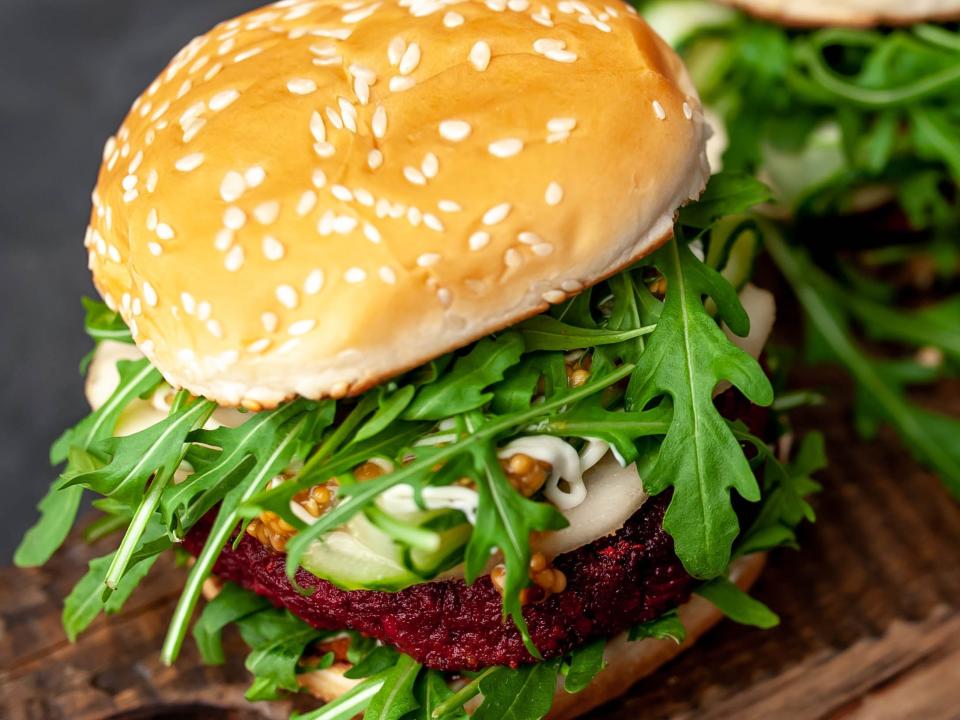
[0,0,264,561]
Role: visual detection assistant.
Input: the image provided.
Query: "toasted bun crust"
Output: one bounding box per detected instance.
[281,553,766,716]
[85,0,709,408]
[720,0,960,27]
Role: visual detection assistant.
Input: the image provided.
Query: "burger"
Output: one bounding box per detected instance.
[15,1,823,717]
[641,0,960,496]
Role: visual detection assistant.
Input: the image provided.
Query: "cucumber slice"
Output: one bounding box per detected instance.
[408,524,472,576]
[300,515,421,592]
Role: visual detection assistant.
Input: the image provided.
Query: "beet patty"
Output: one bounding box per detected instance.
[184,493,695,671]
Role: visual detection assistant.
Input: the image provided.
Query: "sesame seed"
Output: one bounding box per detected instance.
[418,252,441,267]
[561,279,583,292]
[349,63,377,84]
[331,184,354,202]
[182,117,207,142]
[375,198,390,217]
[547,131,570,144]
[388,36,406,66]
[652,100,666,120]
[547,117,576,133]
[122,175,138,191]
[298,190,318,216]
[363,222,382,243]
[304,269,325,295]
[215,229,234,251]
[343,2,380,23]
[315,142,336,158]
[143,282,158,307]
[148,242,163,256]
[389,76,416,92]
[469,231,491,251]
[354,78,370,105]
[181,292,197,315]
[439,120,471,143]
[338,98,358,132]
[345,267,367,283]
[368,149,384,170]
[469,41,491,71]
[247,338,271,353]
[533,243,554,256]
[443,11,464,27]
[276,285,299,309]
[262,312,279,332]
[326,106,344,130]
[404,166,427,185]
[683,102,693,120]
[422,152,439,178]
[504,248,523,268]
[288,319,317,336]
[372,105,388,138]
[333,215,359,234]
[224,206,247,230]
[206,319,224,338]
[355,188,374,206]
[287,78,318,95]
[313,169,328,188]
[262,235,285,260]
[399,43,421,75]
[318,211,335,235]
[508,0,529,9]
[379,266,397,284]
[482,203,511,225]
[243,165,267,188]
[310,111,327,143]
[423,213,444,232]
[209,89,240,111]
[438,199,462,212]
[146,169,159,193]
[310,27,353,40]
[108,245,122,263]
[518,231,541,245]
[175,153,205,172]
[546,49,577,63]
[488,138,524,158]
[486,0,506,10]
[220,172,245,202]
[533,38,564,53]
[156,223,175,240]
[225,245,245,271]
[235,47,263,63]
[197,301,211,321]
[310,42,338,58]
[254,201,280,225]
[543,290,566,304]
[407,207,423,226]
[147,209,159,231]
[545,181,564,205]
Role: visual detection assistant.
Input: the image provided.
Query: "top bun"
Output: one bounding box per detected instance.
[86,0,708,408]
[721,0,960,27]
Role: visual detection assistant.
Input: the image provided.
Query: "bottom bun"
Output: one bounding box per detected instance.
[204,553,766,716]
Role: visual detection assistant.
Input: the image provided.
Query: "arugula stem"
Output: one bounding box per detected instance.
[763,225,960,494]
[300,393,378,478]
[431,666,497,718]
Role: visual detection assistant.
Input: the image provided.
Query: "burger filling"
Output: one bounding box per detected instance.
[17,176,825,718]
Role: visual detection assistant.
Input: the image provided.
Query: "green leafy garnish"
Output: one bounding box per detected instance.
[628,609,687,644]
[696,576,779,629]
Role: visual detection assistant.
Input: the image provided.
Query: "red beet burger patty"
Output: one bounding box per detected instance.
[184,493,695,671]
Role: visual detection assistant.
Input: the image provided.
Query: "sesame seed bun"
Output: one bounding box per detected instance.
[86,0,709,408]
[719,0,960,27]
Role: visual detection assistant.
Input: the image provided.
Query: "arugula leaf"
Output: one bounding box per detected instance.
[696,576,779,629]
[678,172,773,229]
[62,521,169,641]
[628,609,687,643]
[344,645,402,679]
[162,413,316,665]
[292,674,388,720]
[764,227,960,497]
[562,638,606,694]
[464,442,567,655]
[236,608,326,699]
[16,359,162,567]
[473,660,562,720]
[355,385,416,442]
[628,237,773,578]
[193,583,271,664]
[517,315,654,352]
[364,653,422,720]
[416,670,467,720]
[404,334,525,420]
[82,297,133,344]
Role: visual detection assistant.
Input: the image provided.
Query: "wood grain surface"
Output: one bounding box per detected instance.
[2,369,959,720]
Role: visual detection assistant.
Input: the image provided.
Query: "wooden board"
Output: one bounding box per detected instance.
[2,368,959,720]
